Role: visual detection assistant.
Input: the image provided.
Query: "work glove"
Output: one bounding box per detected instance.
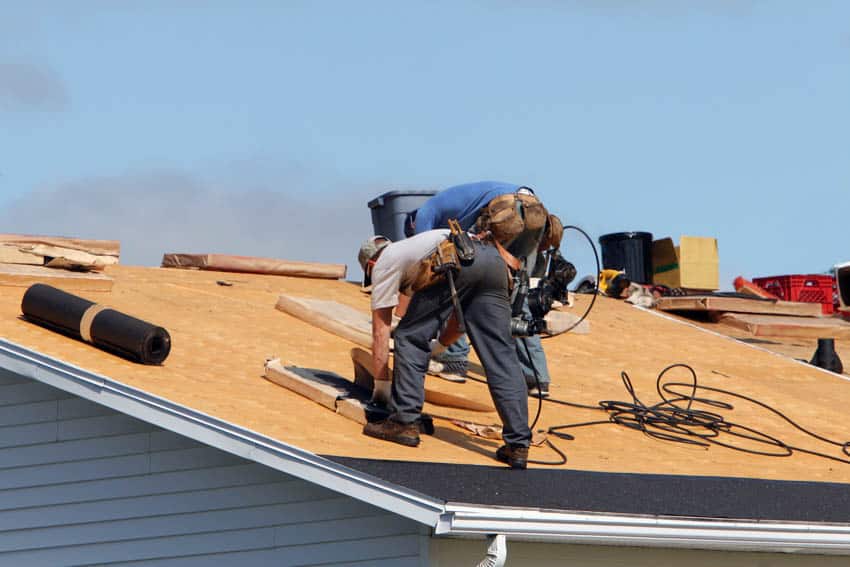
[371,379,392,405]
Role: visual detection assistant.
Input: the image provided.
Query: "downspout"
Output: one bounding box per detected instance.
[476,534,507,567]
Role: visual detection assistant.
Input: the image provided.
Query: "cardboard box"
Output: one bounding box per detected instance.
[652,236,719,291]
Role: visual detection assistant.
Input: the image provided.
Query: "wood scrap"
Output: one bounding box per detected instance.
[656,295,822,318]
[450,418,502,439]
[544,309,590,335]
[162,253,346,280]
[0,235,120,271]
[719,313,850,339]
[0,234,120,257]
[0,264,113,292]
[29,244,117,270]
[0,246,39,265]
[350,347,493,412]
[263,359,389,425]
[276,295,372,348]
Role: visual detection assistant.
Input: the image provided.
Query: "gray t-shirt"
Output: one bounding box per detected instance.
[370,229,450,310]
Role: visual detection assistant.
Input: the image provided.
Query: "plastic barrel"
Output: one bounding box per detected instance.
[367,190,438,241]
[598,232,654,284]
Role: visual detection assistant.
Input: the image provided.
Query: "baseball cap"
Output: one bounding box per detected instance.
[358,235,391,287]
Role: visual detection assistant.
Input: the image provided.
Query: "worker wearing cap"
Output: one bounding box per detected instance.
[357,229,532,469]
[412,180,556,396]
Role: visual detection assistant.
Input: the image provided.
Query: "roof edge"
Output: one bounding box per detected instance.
[637,305,850,383]
[0,338,445,527]
[6,337,850,554]
[438,504,850,554]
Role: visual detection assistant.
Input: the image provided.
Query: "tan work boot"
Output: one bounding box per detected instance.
[496,444,529,469]
[363,419,420,447]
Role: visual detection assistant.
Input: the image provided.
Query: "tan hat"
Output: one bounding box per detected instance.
[358,235,391,286]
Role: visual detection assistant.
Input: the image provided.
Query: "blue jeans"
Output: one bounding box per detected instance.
[432,305,551,387]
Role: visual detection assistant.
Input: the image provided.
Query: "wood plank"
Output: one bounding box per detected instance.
[262,360,341,412]
[656,295,823,317]
[0,245,42,265]
[29,244,118,268]
[720,313,850,339]
[263,359,389,425]
[349,347,493,412]
[0,242,115,270]
[162,253,346,280]
[544,309,590,335]
[275,295,372,348]
[0,235,119,257]
[0,264,113,292]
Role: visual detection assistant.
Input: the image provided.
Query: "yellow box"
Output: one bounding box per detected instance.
[652,236,719,291]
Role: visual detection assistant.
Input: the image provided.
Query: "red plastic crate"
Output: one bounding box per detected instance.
[752,274,835,314]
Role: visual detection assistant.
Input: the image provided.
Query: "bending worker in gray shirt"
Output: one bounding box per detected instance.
[357,229,532,469]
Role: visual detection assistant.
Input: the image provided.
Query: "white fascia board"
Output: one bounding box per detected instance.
[438,505,850,555]
[0,338,444,527]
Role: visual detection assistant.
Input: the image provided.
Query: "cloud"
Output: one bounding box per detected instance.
[0,170,381,277]
[0,62,68,110]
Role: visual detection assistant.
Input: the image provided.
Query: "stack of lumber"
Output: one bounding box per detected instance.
[162,253,346,280]
[656,295,850,338]
[0,235,118,292]
[0,234,119,269]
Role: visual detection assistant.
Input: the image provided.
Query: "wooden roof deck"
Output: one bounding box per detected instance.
[1,264,850,483]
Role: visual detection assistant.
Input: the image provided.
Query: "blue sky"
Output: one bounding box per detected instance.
[1,1,848,287]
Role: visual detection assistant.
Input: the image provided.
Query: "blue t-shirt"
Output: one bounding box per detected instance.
[414,181,524,233]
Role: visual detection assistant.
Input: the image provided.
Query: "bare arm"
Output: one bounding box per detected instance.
[371,307,394,383]
[394,293,411,318]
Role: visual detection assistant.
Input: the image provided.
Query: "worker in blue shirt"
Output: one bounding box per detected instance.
[411,180,553,396]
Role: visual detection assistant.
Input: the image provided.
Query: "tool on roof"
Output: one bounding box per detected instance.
[598,269,630,298]
[21,283,171,365]
[810,338,844,374]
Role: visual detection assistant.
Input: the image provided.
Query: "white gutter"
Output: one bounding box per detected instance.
[3,337,850,555]
[438,505,850,555]
[0,338,445,527]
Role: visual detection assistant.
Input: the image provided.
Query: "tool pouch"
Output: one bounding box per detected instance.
[409,238,459,293]
[539,213,564,251]
[476,192,548,246]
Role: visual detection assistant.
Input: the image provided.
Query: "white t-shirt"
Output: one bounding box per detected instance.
[370,229,450,310]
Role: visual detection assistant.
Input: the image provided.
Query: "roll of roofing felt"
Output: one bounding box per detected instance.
[21,283,171,365]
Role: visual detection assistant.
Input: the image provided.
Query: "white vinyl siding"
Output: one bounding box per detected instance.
[0,367,426,566]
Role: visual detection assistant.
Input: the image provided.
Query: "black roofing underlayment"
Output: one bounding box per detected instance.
[328,457,850,523]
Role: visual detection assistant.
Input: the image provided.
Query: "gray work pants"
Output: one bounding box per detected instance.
[389,242,532,447]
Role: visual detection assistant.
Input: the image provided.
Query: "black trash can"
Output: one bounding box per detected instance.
[598,231,654,284]
[368,190,438,242]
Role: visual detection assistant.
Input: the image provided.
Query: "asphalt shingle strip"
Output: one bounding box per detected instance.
[329,456,850,523]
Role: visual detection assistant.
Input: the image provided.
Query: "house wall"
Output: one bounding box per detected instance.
[0,367,427,566]
[429,538,850,566]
